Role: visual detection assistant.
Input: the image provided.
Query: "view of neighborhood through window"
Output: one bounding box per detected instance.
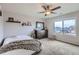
[54,19,76,35]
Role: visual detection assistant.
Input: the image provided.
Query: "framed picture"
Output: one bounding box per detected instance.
[8,17,14,21]
[36,21,44,30]
[22,22,26,26]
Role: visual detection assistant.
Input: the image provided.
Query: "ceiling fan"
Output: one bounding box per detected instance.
[39,4,61,16]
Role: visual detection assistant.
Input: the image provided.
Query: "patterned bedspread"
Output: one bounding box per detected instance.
[0,40,41,55]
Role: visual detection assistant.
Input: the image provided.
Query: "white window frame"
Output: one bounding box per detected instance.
[54,18,76,36]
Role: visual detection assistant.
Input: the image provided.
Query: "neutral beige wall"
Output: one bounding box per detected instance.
[3,11,44,37]
[45,11,79,45]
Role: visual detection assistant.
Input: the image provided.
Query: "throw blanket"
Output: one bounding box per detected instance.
[0,40,41,55]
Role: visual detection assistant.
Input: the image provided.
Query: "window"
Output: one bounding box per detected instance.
[64,20,76,35]
[54,19,76,35]
[54,21,62,33]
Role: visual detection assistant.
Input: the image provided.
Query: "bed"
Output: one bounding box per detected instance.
[0,35,41,55]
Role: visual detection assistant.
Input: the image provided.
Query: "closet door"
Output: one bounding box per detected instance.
[0,17,3,43]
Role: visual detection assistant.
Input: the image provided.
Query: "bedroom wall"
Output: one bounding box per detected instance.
[3,11,45,37]
[45,11,79,45]
[0,5,4,44]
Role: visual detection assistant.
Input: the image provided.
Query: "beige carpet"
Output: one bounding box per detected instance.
[38,39,79,55]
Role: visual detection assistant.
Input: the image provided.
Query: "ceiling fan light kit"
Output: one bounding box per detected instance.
[45,11,51,15]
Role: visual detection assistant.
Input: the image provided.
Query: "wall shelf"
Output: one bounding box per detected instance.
[6,21,21,23]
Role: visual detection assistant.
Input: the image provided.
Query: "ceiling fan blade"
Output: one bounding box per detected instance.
[39,11,45,13]
[51,12,56,14]
[47,5,50,9]
[51,6,61,11]
[42,5,47,10]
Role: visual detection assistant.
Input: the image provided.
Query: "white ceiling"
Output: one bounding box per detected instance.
[1,3,79,18]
